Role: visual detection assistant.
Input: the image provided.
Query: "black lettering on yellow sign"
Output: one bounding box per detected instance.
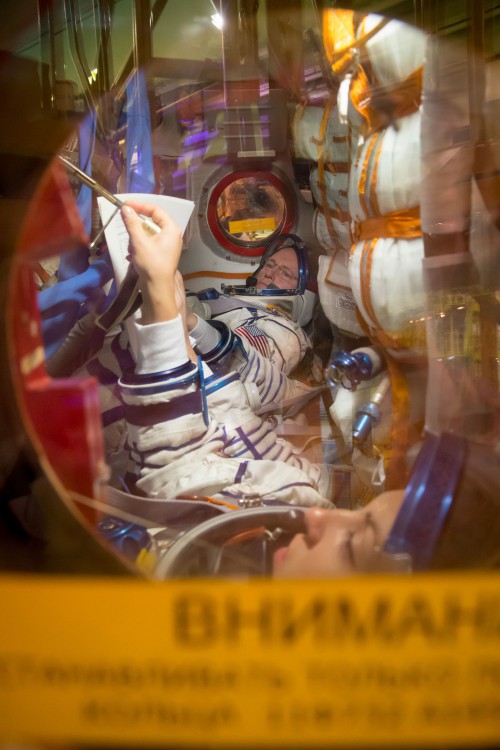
[266,700,406,730]
[418,700,500,725]
[173,593,500,645]
[0,657,240,690]
[81,700,239,730]
[0,655,291,692]
[468,659,500,687]
[306,659,458,690]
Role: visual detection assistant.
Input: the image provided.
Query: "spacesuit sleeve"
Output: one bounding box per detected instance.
[234,343,319,415]
[227,319,319,415]
[118,317,333,505]
[192,310,319,414]
[187,314,221,354]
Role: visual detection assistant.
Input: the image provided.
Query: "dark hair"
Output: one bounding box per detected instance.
[431,440,500,571]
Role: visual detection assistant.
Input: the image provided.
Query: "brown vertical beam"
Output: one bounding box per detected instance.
[96,0,114,95]
[132,0,152,74]
[466,0,498,389]
[467,0,485,141]
[221,0,259,106]
[267,0,304,100]
[413,0,437,34]
[37,0,56,112]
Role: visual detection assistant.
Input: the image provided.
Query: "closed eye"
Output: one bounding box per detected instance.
[344,531,357,569]
[347,512,378,572]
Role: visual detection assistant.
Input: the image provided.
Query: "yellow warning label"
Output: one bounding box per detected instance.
[229,217,276,234]
[1,573,500,746]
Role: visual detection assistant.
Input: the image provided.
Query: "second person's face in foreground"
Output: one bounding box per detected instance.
[273,491,406,578]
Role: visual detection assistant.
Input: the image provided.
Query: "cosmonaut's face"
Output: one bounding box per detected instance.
[255,247,299,290]
[273,491,405,578]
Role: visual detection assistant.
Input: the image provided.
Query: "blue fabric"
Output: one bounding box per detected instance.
[58,110,97,281]
[39,255,114,358]
[126,69,155,194]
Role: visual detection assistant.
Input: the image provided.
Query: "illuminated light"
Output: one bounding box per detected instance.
[87,68,98,84]
[211,12,223,29]
[337,74,352,124]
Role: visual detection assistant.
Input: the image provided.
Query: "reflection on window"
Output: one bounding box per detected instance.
[216,177,286,245]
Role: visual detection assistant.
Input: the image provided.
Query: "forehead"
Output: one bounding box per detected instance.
[269,247,298,269]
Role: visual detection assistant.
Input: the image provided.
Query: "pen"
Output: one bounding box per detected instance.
[58,155,161,235]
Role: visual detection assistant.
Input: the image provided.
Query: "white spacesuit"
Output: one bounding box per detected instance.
[184,233,322,419]
[53,230,328,504]
[186,297,319,415]
[114,228,335,505]
[119,313,333,505]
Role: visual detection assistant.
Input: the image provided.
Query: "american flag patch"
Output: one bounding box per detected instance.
[234,322,271,358]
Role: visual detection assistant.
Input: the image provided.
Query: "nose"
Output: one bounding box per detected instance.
[303,507,331,545]
[264,264,277,278]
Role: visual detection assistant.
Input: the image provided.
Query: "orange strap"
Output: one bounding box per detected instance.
[317,94,347,242]
[377,66,423,121]
[317,94,337,166]
[353,206,421,242]
[357,238,392,346]
[350,65,423,133]
[322,12,390,76]
[317,204,350,225]
[324,254,351,291]
[183,270,249,281]
[356,237,424,354]
[384,353,411,491]
[349,66,385,133]
[322,9,356,76]
[357,130,383,217]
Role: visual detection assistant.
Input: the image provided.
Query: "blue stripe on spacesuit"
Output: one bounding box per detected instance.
[239,345,258,376]
[251,352,262,384]
[111,330,135,373]
[253,441,285,460]
[119,371,199,396]
[230,440,275,460]
[262,369,283,405]
[255,481,316,496]
[235,462,248,484]
[124,389,203,426]
[102,405,125,428]
[230,432,286,461]
[263,442,288,459]
[235,419,276,442]
[121,359,197,385]
[225,418,274,446]
[204,371,241,395]
[120,379,199,397]
[201,321,233,364]
[86,356,121,386]
[233,427,265,459]
[218,479,315,500]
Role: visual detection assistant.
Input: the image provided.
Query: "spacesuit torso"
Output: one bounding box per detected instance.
[187,294,322,415]
[119,314,333,506]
